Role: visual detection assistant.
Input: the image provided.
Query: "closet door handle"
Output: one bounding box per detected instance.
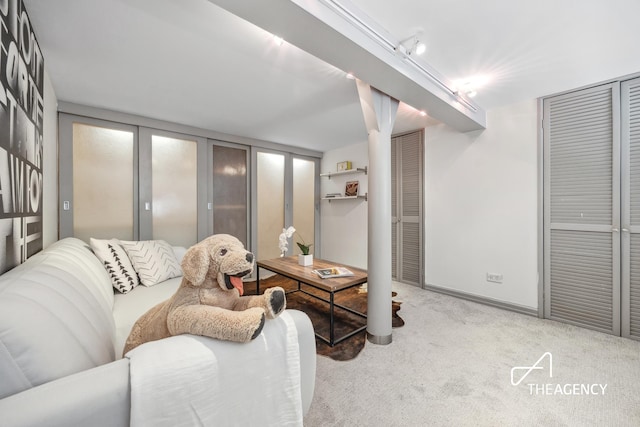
[622,228,630,233]
[612,227,620,232]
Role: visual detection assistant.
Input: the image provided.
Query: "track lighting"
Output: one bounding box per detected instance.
[320,0,480,113]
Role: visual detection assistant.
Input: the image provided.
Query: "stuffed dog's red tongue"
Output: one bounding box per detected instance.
[230,275,244,296]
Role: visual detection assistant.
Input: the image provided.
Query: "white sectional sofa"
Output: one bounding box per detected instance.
[0,238,316,426]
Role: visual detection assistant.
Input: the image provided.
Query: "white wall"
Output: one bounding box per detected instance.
[320,99,539,309]
[43,70,58,249]
[425,99,539,309]
[320,141,368,268]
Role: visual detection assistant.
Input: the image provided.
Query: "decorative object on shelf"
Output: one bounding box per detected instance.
[345,180,359,197]
[337,160,352,171]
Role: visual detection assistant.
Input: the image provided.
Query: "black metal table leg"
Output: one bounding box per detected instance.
[256,267,260,295]
[329,292,335,346]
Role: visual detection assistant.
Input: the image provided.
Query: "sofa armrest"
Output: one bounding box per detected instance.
[287,309,316,415]
[0,359,130,427]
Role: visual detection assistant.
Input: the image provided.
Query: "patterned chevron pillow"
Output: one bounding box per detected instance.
[90,238,140,293]
[120,239,182,287]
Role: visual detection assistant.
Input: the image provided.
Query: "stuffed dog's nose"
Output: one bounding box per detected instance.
[246,253,254,263]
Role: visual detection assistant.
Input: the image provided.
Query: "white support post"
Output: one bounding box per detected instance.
[356,80,398,345]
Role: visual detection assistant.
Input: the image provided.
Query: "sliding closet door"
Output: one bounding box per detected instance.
[139,128,206,248]
[622,77,640,339]
[251,149,318,262]
[210,142,249,246]
[292,157,319,255]
[253,150,289,261]
[59,114,138,241]
[543,83,620,335]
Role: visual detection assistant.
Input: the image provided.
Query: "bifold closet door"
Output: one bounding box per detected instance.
[391,130,424,287]
[622,77,640,339]
[543,83,621,335]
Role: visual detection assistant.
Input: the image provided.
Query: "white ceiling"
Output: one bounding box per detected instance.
[25,0,640,152]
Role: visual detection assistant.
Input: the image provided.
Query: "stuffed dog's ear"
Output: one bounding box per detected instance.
[181,244,209,286]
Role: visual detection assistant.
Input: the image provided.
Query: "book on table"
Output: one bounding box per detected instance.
[312,267,354,279]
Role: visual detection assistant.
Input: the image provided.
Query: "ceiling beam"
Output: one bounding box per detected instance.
[209,0,486,132]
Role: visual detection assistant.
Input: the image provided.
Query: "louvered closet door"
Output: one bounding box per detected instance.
[391,138,398,279]
[543,83,621,335]
[391,131,423,287]
[622,77,640,339]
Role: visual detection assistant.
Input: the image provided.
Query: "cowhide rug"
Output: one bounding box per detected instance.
[243,274,404,361]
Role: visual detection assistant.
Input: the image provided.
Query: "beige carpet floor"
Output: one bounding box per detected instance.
[303,281,640,426]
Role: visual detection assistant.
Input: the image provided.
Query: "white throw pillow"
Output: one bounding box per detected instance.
[90,238,140,293]
[120,240,182,287]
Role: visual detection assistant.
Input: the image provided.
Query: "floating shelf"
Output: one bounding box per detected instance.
[319,167,367,179]
[322,193,368,202]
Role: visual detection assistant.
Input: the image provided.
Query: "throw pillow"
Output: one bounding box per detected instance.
[120,239,182,287]
[90,238,140,293]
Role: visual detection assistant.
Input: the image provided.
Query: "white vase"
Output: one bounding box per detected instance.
[298,254,313,266]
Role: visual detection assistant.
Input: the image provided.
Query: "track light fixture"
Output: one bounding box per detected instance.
[395,34,426,58]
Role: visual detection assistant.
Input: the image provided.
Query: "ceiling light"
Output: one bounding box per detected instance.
[273,35,284,46]
[419,111,427,117]
[346,72,355,80]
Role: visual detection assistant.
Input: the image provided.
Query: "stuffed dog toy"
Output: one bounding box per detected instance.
[123,234,286,355]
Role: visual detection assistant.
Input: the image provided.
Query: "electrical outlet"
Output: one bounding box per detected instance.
[487,273,503,283]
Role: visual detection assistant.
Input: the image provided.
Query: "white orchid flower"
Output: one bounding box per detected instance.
[278,226,296,256]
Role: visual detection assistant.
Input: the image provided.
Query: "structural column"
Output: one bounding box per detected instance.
[356,80,398,345]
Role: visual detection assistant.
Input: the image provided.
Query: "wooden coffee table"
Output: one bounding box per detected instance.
[256,256,368,346]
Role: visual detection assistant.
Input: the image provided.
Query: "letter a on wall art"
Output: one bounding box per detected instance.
[0,0,45,273]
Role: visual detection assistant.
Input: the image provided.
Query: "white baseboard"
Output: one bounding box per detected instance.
[423,283,538,317]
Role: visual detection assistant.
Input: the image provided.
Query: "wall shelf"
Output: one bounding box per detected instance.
[319,167,367,179]
[322,193,368,202]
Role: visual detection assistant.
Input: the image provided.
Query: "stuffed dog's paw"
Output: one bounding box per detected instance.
[250,311,266,340]
[244,306,266,341]
[264,286,286,319]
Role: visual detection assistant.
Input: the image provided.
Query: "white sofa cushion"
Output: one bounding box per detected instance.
[120,240,181,287]
[0,238,116,399]
[112,277,182,357]
[112,246,186,357]
[90,238,140,293]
